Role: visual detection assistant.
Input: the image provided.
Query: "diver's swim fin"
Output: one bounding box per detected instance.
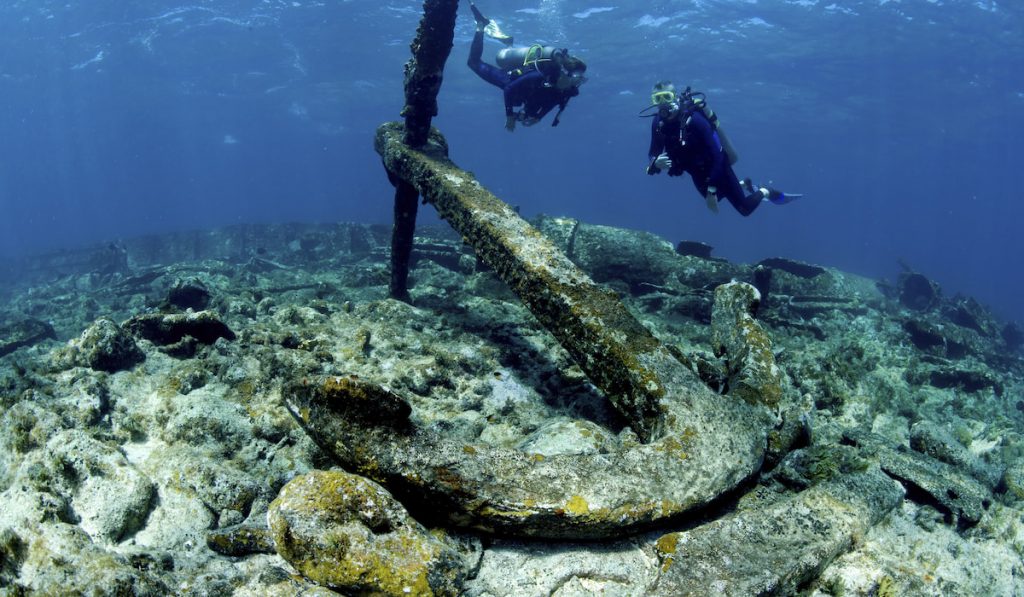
[485,21,514,45]
[469,1,489,27]
[470,2,513,45]
[766,189,803,205]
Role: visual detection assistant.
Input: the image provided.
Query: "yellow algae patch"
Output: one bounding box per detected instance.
[655,533,679,554]
[566,495,590,516]
[656,533,681,572]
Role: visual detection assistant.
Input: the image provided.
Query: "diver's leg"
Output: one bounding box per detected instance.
[468,31,511,89]
[720,171,762,217]
[468,30,485,69]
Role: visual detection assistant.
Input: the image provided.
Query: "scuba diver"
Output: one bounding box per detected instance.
[644,81,802,216]
[467,1,587,131]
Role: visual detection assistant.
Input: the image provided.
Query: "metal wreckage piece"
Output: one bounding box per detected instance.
[283,122,776,538]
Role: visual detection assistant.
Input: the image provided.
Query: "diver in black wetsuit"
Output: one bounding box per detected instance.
[645,81,801,216]
[467,1,587,131]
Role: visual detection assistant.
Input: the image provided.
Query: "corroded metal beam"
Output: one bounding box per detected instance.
[401,0,458,147]
[388,0,458,301]
[389,177,419,302]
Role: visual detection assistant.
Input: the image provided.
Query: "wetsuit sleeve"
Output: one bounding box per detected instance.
[648,116,665,161]
[550,88,577,127]
[555,87,577,113]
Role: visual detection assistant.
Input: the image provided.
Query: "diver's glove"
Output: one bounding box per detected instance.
[704,186,720,213]
[505,114,517,132]
[647,152,671,174]
[654,152,672,171]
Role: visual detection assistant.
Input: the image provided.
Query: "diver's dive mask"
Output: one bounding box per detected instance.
[556,70,588,91]
[650,89,679,117]
[651,90,676,106]
[639,84,680,118]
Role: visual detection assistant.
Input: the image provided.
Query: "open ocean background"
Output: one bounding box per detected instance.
[0,0,1021,323]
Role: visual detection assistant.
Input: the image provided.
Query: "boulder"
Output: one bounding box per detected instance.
[910,421,1004,489]
[711,281,782,407]
[898,272,941,311]
[52,318,144,373]
[268,470,466,596]
[843,429,992,527]
[675,240,714,259]
[650,464,903,595]
[42,430,155,543]
[124,310,235,347]
[167,277,212,311]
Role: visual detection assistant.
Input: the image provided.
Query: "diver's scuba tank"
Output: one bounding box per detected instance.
[496,45,565,78]
[683,89,739,165]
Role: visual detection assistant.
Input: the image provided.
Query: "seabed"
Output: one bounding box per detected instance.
[0,217,1022,596]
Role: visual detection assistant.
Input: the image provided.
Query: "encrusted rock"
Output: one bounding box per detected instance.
[52,318,144,373]
[675,240,714,259]
[0,527,25,586]
[42,430,155,543]
[902,319,952,354]
[267,470,467,596]
[928,366,1001,395]
[565,221,681,292]
[0,485,168,594]
[649,466,903,595]
[898,271,941,311]
[206,522,276,556]
[316,374,413,426]
[756,257,827,279]
[467,537,656,596]
[843,429,992,526]
[711,281,782,407]
[910,421,1004,489]
[167,277,212,311]
[160,391,256,455]
[125,310,235,346]
[1004,463,1024,504]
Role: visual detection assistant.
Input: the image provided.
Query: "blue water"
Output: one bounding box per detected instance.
[1,1,1021,323]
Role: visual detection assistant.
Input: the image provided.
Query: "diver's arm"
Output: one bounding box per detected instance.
[550,88,577,127]
[647,117,667,173]
[648,116,665,160]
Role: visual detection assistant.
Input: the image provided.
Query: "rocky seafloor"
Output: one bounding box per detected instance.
[0,218,1022,596]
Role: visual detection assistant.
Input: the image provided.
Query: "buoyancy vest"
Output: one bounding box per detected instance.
[681,92,739,165]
